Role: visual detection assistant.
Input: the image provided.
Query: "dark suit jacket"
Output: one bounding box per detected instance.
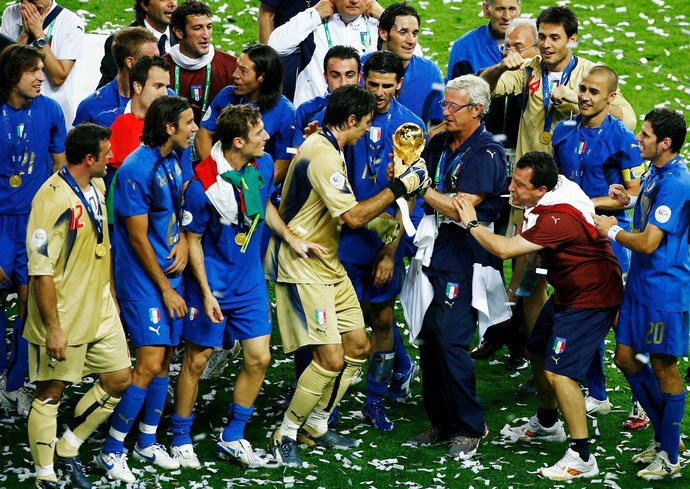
[0,33,14,54]
[97,20,177,88]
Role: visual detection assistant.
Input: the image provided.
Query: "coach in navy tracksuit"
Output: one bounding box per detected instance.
[408,75,506,459]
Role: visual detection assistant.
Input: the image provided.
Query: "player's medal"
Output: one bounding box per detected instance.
[95,243,107,258]
[539,131,552,145]
[235,232,247,246]
[9,174,22,187]
[392,123,426,237]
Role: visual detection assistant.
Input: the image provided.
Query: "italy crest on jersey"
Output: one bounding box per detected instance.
[188,307,199,321]
[553,337,566,354]
[191,85,202,102]
[315,309,327,325]
[370,126,381,143]
[446,282,459,300]
[149,308,161,325]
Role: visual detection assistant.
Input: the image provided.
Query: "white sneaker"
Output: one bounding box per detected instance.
[216,437,265,468]
[632,438,686,464]
[133,442,180,469]
[0,384,33,417]
[585,396,611,416]
[632,440,660,464]
[637,450,680,480]
[171,444,201,469]
[540,449,599,480]
[200,342,241,380]
[502,415,567,442]
[96,451,136,483]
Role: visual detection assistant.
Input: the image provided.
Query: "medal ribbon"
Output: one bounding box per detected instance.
[2,105,32,177]
[365,111,392,181]
[435,143,470,193]
[220,160,266,252]
[58,166,104,245]
[541,55,577,134]
[154,148,183,227]
[174,63,212,114]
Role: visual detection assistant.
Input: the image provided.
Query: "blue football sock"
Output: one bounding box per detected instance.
[221,404,253,442]
[659,391,685,464]
[5,317,28,391]
[171,413,195,447]
[103,383,147,454]
[625,365,662,439]
[392,323,411,375]
[137,375,169,448]
[365,350,394,404]
[294,348,313,379]
[585,342,607,401]
[0,308,7,373]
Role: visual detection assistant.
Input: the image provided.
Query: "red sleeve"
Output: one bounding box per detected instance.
[520,211,583,249]
[109,115,144,168]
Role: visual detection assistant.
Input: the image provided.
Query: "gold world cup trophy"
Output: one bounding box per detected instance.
[392,122,426,236]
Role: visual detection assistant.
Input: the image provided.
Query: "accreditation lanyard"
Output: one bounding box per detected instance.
[541,55,577,133]
[435,145,470,193]
[323,17,371,52]
[174,63,212,114]
[364,111,392,183]
[2,105,32,175]
[58,166,104,246]
[573,116,610,185]
[154,148,183,227]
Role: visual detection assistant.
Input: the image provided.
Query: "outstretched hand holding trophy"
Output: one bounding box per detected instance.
[391,123,429,236]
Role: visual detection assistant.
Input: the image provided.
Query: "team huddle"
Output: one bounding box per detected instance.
[0,0,688,488]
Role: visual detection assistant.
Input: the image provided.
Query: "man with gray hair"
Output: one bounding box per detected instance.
[469,17,539,367]
[407,75,508,459]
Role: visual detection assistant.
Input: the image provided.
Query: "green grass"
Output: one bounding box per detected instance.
[2,0,690,487]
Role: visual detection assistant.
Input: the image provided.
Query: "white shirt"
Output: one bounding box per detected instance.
[143,19,173,53]
[268,8,378,107]
[1,2,84,127]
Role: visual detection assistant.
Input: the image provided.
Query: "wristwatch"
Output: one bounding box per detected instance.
[466,220,479,230]
[32,38,47,48]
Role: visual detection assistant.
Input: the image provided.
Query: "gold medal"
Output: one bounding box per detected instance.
[95,243,107,258]
[235,232,247,246]
[9,174,22,188]
[539,131,553,145]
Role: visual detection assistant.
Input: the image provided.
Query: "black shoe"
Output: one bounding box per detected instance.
[516,375,537,395]
[470,339,501,360]
[685,367,690,384]
[505,355,529,371]
[272,386,295,415]
[35,480,59,489]
[56,455,92,489]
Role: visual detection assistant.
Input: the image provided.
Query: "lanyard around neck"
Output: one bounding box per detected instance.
[174,63,212,114]
[323,17,371,52]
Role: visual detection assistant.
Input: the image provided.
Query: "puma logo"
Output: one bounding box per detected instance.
[47,363,55,369]
[445,301,455,308]
[127,179,137,190]
[48,183,59,191]
[316,327,327,335]
[551,355,560,365]
[551,216,561,224]
[486,149,496,158]
[36,440,54,448]
[149,325,161,336]
[290,410,304,422]
[118,414,134,425]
